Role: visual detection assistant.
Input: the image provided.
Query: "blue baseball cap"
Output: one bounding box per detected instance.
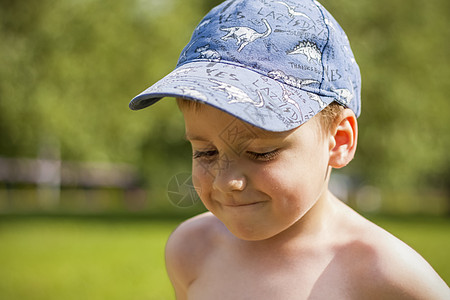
[129,0,361,132]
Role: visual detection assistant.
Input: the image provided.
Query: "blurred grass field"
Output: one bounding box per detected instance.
[0,215,448,299]
[0,216,179,300]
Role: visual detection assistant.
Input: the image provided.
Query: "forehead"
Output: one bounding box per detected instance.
[180,102,306,143]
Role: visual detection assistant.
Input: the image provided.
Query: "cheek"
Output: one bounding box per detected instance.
[191,162,213,197]
[253,156,326,201]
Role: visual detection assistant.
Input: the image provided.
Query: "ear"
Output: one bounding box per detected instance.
[328,109,358,169]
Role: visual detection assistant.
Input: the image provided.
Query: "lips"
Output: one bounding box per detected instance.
[222,201,264,207]
[212,193,268,208]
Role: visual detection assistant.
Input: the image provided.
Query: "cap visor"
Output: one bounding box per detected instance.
[129,61,335,132]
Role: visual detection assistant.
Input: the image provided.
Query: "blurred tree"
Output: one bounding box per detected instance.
[322,0,450,200]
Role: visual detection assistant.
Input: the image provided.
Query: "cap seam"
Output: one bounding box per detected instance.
[311,0,330,92]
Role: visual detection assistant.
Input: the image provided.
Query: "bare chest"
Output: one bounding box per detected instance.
[187,249,356,300]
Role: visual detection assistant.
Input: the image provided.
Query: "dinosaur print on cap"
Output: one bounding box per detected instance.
[220,19,272,52]
[287,41,322,64]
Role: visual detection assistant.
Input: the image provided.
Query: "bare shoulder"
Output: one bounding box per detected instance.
[165,212,224,299]
[336,204,450,299]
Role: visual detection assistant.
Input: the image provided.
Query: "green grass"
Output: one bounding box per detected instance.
[0,215,448,299]
[0,216,179,300]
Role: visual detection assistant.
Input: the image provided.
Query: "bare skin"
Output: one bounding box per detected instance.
[165,103,450,300]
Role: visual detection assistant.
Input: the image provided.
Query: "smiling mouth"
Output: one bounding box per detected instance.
[223,202,264,207]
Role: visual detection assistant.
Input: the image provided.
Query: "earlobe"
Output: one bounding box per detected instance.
[329,109,358,169]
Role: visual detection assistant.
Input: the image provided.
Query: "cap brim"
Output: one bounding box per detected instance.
[129,61,335,132]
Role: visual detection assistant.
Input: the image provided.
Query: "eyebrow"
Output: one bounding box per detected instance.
[184,133,206,141]
[184,132,217,142]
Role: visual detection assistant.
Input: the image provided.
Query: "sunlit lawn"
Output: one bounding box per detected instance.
[0,216,179,300]
[0,215,448,299]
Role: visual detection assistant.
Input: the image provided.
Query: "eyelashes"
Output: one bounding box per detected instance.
[193,150,218,160]
[247,149,280,161]
[193,149,280,162]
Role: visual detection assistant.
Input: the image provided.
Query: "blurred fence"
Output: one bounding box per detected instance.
[0,157,148,214]
[0,157,140,188]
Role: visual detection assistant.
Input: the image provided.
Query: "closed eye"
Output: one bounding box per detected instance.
[193,150,218,160]
[246,149,280,161]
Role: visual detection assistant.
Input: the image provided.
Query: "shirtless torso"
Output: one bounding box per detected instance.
[165,195,449,300]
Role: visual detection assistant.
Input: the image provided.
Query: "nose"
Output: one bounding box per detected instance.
[212,161,247,193]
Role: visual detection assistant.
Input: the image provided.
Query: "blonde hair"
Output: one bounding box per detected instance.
[318,102,344,133]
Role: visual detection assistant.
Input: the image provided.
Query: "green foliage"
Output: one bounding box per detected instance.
[321,0,450,191]
[0,0,207,196]
[0,0,449,211]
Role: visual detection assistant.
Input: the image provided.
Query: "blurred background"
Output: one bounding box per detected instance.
[0,0,448,299]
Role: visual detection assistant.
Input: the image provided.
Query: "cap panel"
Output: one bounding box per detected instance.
[178,0,328,90]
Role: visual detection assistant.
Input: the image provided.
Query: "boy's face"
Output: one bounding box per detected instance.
[182,103,332,241]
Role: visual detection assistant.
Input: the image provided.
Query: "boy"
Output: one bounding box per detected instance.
[129,0,450,298]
